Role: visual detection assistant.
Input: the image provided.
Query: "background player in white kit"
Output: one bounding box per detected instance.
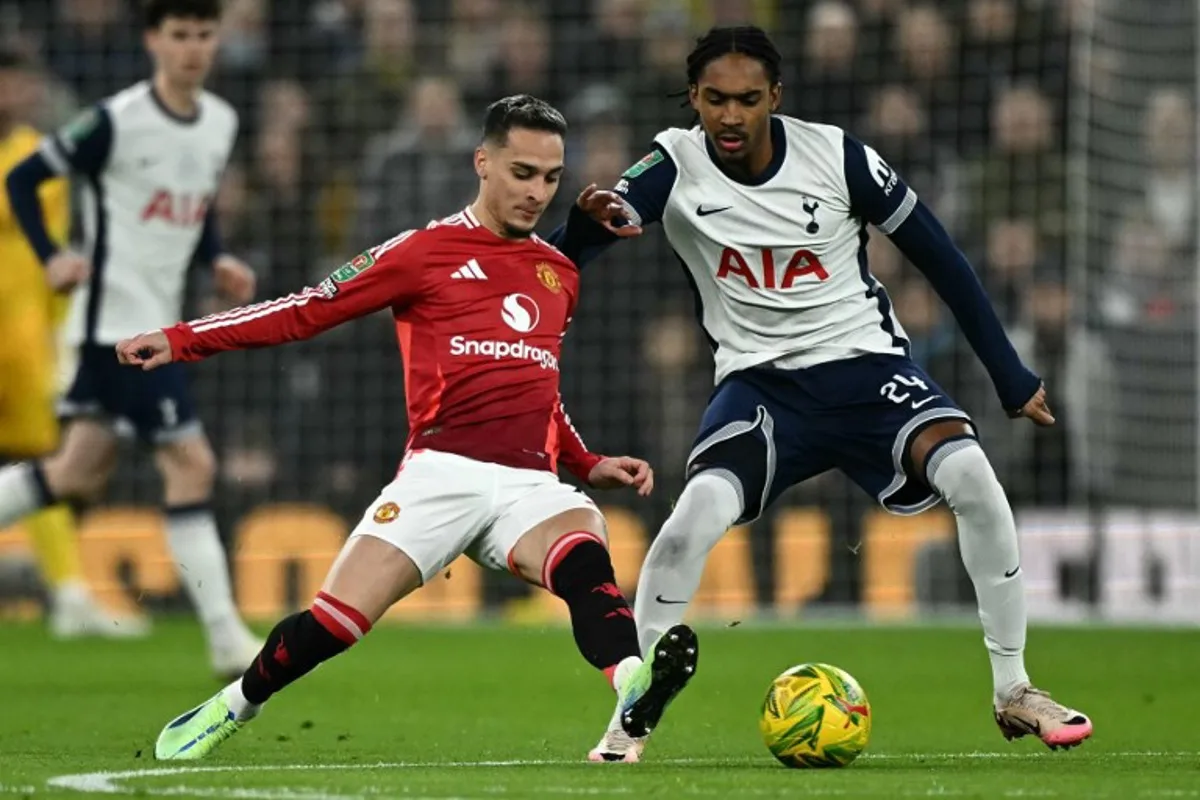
[550,26,1093,752]
[0,0,260,676]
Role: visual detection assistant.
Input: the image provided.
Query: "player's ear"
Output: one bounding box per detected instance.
[688,85,700,111]
[473,146,487,180]
[770,83,782,112]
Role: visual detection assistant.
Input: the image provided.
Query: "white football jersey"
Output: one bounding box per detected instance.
[551,114,1038,413]
[41,81,239,345]
[612,116,918,384]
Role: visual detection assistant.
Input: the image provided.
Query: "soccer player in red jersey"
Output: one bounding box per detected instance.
[133,96,697,763]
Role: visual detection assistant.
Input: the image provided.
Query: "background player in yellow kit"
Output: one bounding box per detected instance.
[0,49,146,639]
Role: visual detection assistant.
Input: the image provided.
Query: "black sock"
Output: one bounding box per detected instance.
[240,591,371,704]
[546,533,641,673]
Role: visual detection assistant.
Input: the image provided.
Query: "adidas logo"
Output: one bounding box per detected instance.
[451,258,488,280]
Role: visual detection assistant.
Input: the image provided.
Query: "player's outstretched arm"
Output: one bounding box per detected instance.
[842,134,1045,422]
[545,146,675,267]
[117,231,425,367]
[888,201,1047,422]
[116,330,173,370]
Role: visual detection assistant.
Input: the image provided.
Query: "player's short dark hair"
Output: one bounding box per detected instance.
[686,25,783,86]
[481,95,567,147]
[142,0,223,29]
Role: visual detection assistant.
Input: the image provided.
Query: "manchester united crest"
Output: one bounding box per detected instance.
[536,262,561,294]
[373,501,400,524]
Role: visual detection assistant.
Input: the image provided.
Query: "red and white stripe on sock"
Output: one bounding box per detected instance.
[541,530,606,593]
[311,591,372,645]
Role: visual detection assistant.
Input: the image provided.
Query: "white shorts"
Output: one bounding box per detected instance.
[350,449,602,583]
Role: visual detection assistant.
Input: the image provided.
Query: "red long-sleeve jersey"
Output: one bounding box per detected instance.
[164,207,604,480]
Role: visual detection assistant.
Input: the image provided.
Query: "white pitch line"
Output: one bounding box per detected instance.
[862,751,1196,760]
[45,752,1199,798]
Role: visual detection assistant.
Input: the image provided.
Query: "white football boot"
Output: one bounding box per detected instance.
[588,624,698,762]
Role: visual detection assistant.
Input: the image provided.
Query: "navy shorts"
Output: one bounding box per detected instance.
[59,344,201,444]
[688,354,974,522]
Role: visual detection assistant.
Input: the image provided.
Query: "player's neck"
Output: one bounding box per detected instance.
[468,200,517,239]
[746,141,775,179]
[726,142,774,182]
[152,72,201,120]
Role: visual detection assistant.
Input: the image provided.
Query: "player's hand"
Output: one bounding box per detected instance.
[577,184,643,238]
[45,250,91,293]
[1015,384,1056,426]
[214,255,256,304]
[588,456,654,496]
[115,330,174,371]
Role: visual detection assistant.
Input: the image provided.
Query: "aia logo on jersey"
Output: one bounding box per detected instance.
[535,262,561,294]
[501,293,540,333]
[717,247,828,289]
[141,190,210,226]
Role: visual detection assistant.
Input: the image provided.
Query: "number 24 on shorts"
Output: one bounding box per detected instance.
[880,373,940,410]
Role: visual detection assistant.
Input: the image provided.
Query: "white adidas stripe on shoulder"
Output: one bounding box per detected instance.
[191,288,323,334]
[371,229,417,259]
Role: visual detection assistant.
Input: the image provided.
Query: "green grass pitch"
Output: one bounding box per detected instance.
[1,620,1196,798]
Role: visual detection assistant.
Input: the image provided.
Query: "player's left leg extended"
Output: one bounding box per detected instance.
[155,533,421,760]
[155,431,260,679]
[496,500,697,763]
[911,422,1093,750]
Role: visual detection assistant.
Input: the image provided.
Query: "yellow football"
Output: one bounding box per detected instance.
[759,662,872,768]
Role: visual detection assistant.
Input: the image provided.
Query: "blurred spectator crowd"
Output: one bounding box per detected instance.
[0,0,1195,606]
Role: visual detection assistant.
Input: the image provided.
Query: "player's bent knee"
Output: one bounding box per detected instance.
[677,470,744,522]
[646,470,744,568]
[155,436,217,499]
[322,534,423,623]
[41,455,110,502]
[510,507,608,587]
[928,444,1008,517]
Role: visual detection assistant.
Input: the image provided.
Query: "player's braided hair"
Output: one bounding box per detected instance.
[670,26,783,119]
[142,0,223,29]
[685,26,783,88]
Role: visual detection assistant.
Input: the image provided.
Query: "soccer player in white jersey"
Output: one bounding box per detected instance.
[0,0,260,676]
[549,26,1092,753]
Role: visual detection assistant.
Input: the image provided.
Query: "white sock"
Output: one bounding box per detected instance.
[0,462,49,528]
[927,443,1030,700]
[165,505,244,642]
[222,678,262,721]
[633,471,743,656]
[52,579,94,610]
